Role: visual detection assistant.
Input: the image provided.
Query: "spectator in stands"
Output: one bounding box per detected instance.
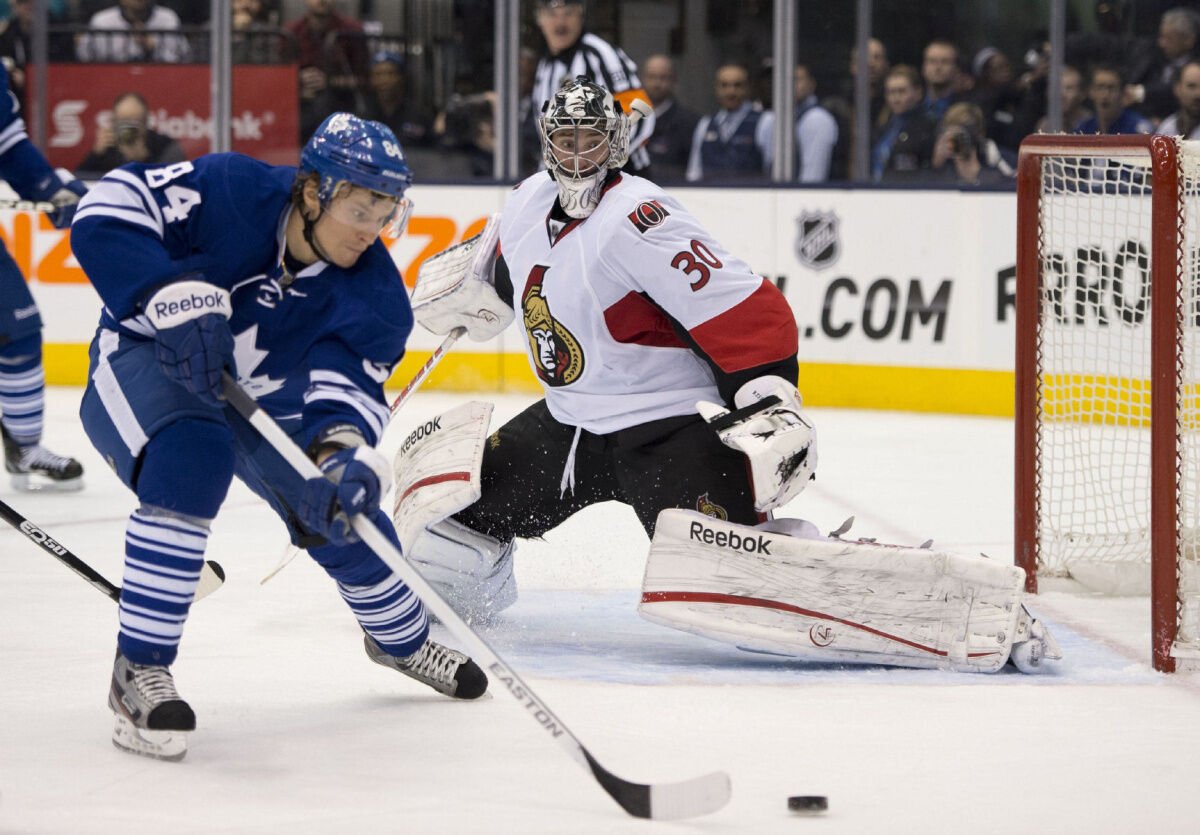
[231,0,286,64]
[792,63,838,183]
[968,46,1022,154]
[871,64,935,182]
[1157,59,1200,139]
[75,91,185,177]
[360,51,434,149]
[822,37,890,181]
[686,62,773,182]
[1076,63,1153,135]
[1127,7,1200,121]
[531,0,654,176]
[929,102,1013,187]
[641,54,699,182]
[1034,64,1091,133]
[921,39,961,122]
[432,91,495,179]
[286,0,368,140]
[76,0,191,63]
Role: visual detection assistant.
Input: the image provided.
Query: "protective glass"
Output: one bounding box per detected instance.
[324,189,414,238]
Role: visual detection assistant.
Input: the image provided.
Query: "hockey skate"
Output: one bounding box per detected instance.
[108,650,196,761]
[364,634,488,700]
[1007,607,1063,673]
[2,423,83,492]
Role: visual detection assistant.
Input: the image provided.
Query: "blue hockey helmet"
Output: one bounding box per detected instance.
[299,112,414,205]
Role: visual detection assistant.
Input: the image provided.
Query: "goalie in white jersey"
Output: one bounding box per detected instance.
[402,76,1060,674]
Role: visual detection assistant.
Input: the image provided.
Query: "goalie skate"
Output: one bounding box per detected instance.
[364,635,488,699]
[1008,607,1063,673]
[108,650,195,761]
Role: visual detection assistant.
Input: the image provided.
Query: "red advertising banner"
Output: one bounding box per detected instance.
[36,64,299,172]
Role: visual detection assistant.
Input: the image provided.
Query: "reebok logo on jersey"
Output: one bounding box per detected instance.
[689,521,772,555]
[627,200,670,234]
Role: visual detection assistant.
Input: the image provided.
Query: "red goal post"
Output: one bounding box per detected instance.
[1014,133,1200,673]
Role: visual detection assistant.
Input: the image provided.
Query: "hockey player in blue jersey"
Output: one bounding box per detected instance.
[0,60,86,490]
[70,112,487,761]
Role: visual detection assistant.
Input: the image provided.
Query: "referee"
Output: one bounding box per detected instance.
[532,0,655,175]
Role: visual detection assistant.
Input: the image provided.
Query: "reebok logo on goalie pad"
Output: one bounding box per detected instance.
[689,521,771,555]
[401,417,442,455]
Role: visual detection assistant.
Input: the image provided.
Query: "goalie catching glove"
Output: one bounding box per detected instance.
[409,213,514,341]
[696,376,816,512]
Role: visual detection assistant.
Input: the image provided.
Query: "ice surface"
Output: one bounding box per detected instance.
[2,389,1198,834]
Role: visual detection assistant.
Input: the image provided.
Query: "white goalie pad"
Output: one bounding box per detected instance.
[391,400,493,553]
[409,214,513,341]
[639,509,1032,673]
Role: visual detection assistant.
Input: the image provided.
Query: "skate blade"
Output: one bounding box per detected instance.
[112,715,189,761]
[10,472,84,492]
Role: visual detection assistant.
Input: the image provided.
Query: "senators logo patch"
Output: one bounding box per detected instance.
[522,270,584,387]
[696,492,728,521]
[627,200,670,234]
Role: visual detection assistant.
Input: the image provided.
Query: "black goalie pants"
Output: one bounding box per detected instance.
[454,399,762,543]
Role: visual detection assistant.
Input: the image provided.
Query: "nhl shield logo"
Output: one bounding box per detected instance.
[795,211,840,270]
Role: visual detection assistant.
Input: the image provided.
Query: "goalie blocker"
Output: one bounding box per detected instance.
[640,509,1061,673]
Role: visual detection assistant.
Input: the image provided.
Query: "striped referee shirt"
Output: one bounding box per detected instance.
[532,32,656,172]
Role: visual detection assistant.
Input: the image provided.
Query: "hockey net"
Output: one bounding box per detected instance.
[1015,134,1200,672]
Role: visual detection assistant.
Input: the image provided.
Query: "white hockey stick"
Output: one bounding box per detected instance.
[0,198,55,212]
[0,498,226,603]
[388,326,465,416]
[220,373,731,820]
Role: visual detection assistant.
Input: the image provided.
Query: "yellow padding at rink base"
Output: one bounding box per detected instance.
[44,343,1017,417]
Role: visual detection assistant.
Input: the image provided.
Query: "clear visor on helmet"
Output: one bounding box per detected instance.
[544,124,612,180]
[324,185,414,238]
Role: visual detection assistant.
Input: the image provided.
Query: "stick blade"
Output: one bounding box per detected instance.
[648,770,731,820]
[195,560,226,601]
[584,750,730,820]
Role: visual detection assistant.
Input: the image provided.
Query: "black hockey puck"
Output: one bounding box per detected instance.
[787,795,828,814]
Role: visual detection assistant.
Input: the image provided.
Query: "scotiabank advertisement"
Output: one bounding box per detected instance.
[36,64,299,169]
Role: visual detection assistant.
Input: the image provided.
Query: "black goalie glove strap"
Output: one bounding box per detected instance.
[696,376,817,512]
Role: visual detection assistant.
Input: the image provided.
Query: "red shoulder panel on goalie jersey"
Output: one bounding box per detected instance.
[688,279,798,372]
[603,291,688,348]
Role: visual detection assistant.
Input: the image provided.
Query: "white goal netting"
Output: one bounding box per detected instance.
[1032,141,1200,659]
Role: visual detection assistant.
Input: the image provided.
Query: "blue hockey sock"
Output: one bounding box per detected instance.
[338,573,429,657]
[0,335,44,445]
[117,507,211,666]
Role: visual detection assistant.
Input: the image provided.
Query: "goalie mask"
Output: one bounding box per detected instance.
[537,76,630,219]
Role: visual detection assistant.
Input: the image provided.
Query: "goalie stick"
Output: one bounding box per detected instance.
[0,498,226,603]
[388,326,465,416]
[220,372,730,821]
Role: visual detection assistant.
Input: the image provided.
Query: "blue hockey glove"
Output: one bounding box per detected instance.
[144,278,235,408]
[34,169,88,229]
[298,445,392,545]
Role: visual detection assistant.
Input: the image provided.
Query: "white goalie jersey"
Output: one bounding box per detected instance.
[497,172,797,435]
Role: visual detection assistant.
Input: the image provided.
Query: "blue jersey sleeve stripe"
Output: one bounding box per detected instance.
[106,169,166,231]
[0,118,28,156]
[74,203,163,237]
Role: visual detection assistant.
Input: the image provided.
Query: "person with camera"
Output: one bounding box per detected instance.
[929,102,1013,187]
[75,91,186,179]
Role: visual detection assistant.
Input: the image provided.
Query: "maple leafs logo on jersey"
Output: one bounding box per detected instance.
[233,325,285,399]
[522,267,584,387]
[627,200,670,234]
